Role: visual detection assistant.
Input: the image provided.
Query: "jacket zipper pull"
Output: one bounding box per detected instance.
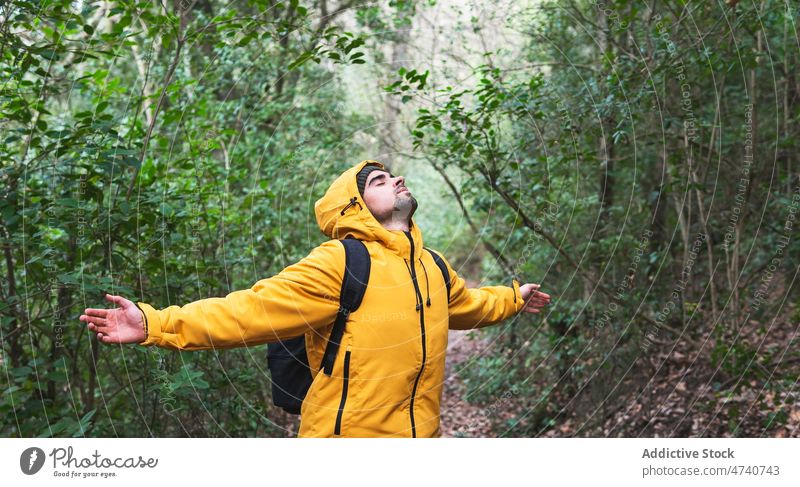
[405,257,422,312]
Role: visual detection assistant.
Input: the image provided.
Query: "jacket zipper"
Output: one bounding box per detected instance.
[334,346,352,436]
[404,231,426,438]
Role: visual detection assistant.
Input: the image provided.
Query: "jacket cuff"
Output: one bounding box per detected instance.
[135,302,162,347]
[511,279,525,314]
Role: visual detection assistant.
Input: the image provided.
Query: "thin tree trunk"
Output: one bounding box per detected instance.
[379,25,412,167]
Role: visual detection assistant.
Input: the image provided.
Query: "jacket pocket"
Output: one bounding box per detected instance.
[334,347,352,436]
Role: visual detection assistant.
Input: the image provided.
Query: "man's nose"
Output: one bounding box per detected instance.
[393,176,405,187]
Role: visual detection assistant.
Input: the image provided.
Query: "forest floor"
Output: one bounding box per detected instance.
[440,329,499,437]
[590,315,800,438]
[440,303,800,438]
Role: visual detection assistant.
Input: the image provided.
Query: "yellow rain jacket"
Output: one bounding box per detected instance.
[136,160,526,437]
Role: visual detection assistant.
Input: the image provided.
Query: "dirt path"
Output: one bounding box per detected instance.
[440,329,496,437]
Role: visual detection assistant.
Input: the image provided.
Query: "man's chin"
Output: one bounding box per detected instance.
[401,196,414,207]
[387,195,418,223]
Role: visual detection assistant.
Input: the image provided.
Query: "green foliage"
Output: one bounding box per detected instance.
[2,0,797,439]
[1,0,375,437]
[389,0,800,436]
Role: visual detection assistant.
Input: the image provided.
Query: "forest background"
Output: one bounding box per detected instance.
[1,0,798,437]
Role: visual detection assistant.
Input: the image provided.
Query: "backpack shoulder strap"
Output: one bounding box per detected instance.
[320,237,371,376]
[424,247,452,303]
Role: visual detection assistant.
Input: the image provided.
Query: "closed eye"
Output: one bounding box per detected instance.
[368,172,389,187]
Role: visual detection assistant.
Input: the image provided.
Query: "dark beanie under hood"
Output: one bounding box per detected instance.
[356,163,384,198]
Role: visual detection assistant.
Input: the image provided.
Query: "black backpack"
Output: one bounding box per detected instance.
[266,237,452,415]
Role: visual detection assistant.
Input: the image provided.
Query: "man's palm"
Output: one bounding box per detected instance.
[520,283,551,313]
[80,294,146,344]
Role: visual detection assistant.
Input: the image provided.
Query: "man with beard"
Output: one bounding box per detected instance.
[80,160,551,437]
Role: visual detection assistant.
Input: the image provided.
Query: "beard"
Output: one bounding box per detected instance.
[373,193,418,227]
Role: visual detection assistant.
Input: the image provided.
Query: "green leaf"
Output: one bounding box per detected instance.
[11,366,32,378]
[76,410,96,436]
[287,51,314,70]
[57,272,81,285]
[56,198,80,208]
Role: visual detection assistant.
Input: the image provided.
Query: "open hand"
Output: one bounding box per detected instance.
[79,294,146,344]
[520,283,551,314]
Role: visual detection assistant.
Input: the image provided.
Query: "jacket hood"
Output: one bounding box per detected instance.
[314,160,424,260]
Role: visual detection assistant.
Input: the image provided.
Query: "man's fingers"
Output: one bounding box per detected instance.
[82,315,108,325]
[96,332,118,344]
[83,308,108,318]
[101,334,124,345]
[526,290,550,300]
[521,285,550,301]
[522,284,541,293]
[105,293,123,306]
[525,303,547,313]
[81,315,108,327]
[87,322,110,334]
[105,293,132,308]
[524,296,549,307]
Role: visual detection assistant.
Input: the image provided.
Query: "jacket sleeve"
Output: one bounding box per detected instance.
[437,253,526,330]
[134,240,344,351]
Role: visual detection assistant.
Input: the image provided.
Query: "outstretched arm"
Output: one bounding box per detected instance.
[80,240,344,351]
[436,253,550,330]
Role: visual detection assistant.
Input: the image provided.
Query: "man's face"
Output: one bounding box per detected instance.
[362,169,418,227]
